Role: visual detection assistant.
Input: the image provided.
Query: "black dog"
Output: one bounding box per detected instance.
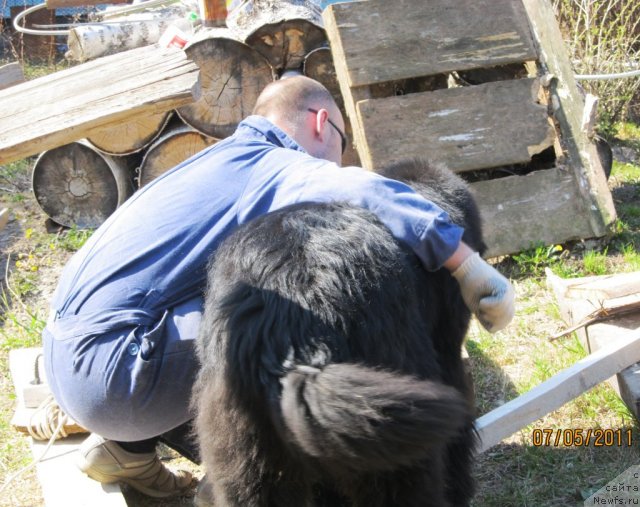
[193,160,483,506]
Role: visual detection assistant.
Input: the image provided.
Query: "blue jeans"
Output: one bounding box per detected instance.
[43,297,203,446]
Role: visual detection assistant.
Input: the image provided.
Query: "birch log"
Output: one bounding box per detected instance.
[67,2,198,62]
[227,0,326,72]
[86,110,172,155]
[176,29,273,138]
[32,141,135,228]
[139,124,217,186]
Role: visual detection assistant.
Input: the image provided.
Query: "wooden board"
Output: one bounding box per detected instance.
[475,329,640,452]
[358,78,555,171]
[0,44,200,165]
[324,0,537,88]
[0,62,24,91]
[471,167,594,258]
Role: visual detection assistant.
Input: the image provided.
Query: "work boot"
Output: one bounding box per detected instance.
[77,433,195,498]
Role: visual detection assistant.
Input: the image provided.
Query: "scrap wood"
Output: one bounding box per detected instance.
[549,297,640,341]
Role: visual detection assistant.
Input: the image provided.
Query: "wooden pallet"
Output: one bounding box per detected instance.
[323,0,616,258]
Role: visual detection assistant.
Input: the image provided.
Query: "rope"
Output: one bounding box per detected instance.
[27,395,70,441]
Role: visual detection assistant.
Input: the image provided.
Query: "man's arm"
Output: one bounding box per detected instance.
[445,241,515,333]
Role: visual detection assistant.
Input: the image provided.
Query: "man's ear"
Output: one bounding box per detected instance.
[313,108,330,140]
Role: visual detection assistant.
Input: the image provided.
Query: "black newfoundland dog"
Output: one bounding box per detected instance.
[193,160,484,506]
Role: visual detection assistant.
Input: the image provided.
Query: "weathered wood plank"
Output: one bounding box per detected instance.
[476,329,640,452]
[358,78,554,171]
[0,62,24,91]
[0,45,200,165]
[521,0,616,236]
[471,167,594,258]
[324,0,537,88]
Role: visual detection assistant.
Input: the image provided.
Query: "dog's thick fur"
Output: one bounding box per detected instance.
[193,160,483,506]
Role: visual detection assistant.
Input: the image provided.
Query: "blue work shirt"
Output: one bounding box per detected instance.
[47,115,463,341]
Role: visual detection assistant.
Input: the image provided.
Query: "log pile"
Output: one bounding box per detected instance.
[3,0,350,229]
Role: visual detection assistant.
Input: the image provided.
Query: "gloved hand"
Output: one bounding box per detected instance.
[451,252,515,333]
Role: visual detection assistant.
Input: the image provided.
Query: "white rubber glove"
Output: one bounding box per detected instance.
[452,252,515,333]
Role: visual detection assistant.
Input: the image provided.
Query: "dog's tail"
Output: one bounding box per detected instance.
[280,363,471,471]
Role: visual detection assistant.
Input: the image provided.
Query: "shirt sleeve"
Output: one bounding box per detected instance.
[296,162,464,271]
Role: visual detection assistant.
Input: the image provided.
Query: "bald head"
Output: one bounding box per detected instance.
[252,75,346,165]
[253,76,337,129]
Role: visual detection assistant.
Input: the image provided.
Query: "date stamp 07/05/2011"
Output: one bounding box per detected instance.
[532,428,634,447]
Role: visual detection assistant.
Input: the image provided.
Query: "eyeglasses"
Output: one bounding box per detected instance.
[307,108,347,154]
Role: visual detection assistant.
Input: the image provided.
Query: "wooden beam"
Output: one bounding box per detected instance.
[520,0,616,236]
[475,329,640,453]
[0,62,24,91]
[0,44,200,165]
[357,78,555,171]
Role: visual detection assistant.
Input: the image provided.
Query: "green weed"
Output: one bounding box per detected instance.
[582,248,609,275]
[512,244,564,277]
[54,226,93,251]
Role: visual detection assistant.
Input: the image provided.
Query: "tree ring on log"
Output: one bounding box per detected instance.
[176,31,274,139]
[32,141,134,228]
[245,20,327,72]
[139,125,218,187]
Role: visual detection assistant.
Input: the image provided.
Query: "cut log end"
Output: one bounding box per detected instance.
[246,20,327,72]
[177,33,274,138]
[139,126,217,187]
[32,142,134,228]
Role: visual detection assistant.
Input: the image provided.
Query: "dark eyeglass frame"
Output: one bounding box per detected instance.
[307,108,347,154]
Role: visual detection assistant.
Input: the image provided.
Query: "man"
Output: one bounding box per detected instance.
[43,76,515,498]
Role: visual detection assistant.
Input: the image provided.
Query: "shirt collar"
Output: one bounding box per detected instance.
[236,115,307,154]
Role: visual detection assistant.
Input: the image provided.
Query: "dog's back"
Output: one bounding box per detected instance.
[194,160,479,506]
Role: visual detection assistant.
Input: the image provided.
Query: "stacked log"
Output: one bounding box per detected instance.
[176,28,275,138]
[228,0,325,73]
[32,141,136,229]
[139,124,217,187]
[86,111,173,156]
